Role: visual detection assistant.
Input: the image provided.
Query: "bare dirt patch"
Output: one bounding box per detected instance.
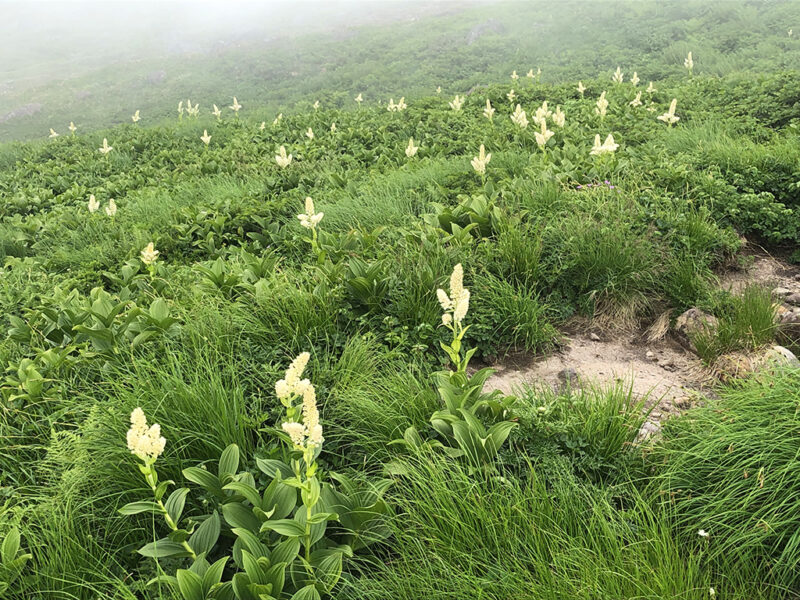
[483,333,709,438]
[718,251,800,295]
[482,252,800,440]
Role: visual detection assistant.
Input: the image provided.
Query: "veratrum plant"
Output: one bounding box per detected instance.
[121,354,392,600]
[0,527,32,595]
[427,184,504,241]
[393,264,517,471]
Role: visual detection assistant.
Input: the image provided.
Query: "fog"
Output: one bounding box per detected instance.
[0,1,462,88]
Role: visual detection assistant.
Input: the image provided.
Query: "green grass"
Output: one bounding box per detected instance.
[692,284,778,363]
[2,2,800,597]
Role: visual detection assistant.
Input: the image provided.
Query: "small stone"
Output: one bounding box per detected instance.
[636,420,661,442]
[557,368,579,385]
[674,308,718,354]
[760,345,800,369]
[645,351,656,361]
[778,309,800,342]
[589,332,601,342]
[785,292,800,306]
[772,287,792,299]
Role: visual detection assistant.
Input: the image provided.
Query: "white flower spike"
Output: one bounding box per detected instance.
[510,104,529,129]
[126,407,166,463]
[405,137,419,158]
[140,242,159,265]
[595,91,609,117]
[534,119,554,148]
[449,94,464,111]
[483,99,495,121]
[657,98,680,125]
[590,134,619,155]
[275,145,292,168]
[470,144,491,175]
[297,197,323,229]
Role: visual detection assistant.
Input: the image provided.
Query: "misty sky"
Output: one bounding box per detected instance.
[0,1,464,86]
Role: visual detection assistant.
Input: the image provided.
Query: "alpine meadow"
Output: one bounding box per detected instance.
[3,1,800,599]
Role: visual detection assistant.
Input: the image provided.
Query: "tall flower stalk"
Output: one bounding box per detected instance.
[275,353,325,565]
[298,197,324,259]
[123,408,196,559]
[437,264,472,373]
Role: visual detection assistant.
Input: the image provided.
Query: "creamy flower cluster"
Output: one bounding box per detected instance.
[437,263,470,327]
[449,95,464,111]
[126,407,166,462]
[590,134,619,155]
[277,353,324,450]
[534,120,554,148]
[510,104,528,129]
[275,145,292,168]
[595,91,609,117]
[298,197,324,229]
[471,144,491,175]
[483,99,495,121]
[405,138,419,158]
[140,242,159,265]
[657,99,680,125]
[387,97,407,112]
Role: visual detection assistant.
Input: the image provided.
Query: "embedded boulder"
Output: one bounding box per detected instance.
[674,308,718,353]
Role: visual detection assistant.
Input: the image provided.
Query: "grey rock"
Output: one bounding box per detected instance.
[636,420,662,442]
[772,287,792,298]
[760,345,800,369]
[556,368,580,394]
[674,308,718,353]
[785,292,800,306]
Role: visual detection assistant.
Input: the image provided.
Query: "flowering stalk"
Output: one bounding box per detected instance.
[125,408,196,560]
[140,242,159,279]
[298,197,324,260]
[275,353,324,565]
[437,264,472,373]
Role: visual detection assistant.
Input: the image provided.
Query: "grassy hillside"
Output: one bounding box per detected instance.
[2,0,800,142]
[1,2,800,599]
